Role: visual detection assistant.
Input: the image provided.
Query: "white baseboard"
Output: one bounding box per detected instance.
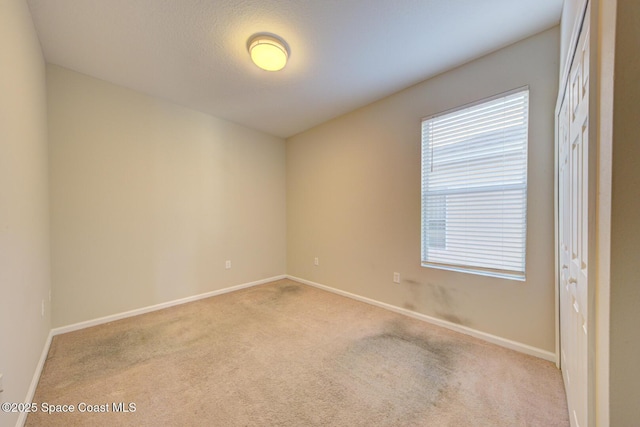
[17,330,53,427]
[288,275,556,362]
[51,275,286,336]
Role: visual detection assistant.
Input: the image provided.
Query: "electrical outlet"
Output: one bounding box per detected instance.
[314,257,319,266]
[393,272,400,284]
[225,260,231,269]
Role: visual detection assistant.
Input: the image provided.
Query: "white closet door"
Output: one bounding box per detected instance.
[558,6,590,427]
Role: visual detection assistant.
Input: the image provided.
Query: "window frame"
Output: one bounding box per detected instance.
[420,87,529,281]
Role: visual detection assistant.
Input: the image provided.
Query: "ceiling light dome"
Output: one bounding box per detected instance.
[248,34,289,71]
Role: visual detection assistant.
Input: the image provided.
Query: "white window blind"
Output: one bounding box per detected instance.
[421,88,529,280]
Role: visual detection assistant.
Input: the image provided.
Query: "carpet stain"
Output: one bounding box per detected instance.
[338,321,459,422]
[47,318,191,389]
[252,281,305,307]
[276,282,303,295]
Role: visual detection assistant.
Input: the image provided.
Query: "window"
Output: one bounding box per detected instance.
[421,88,529,280]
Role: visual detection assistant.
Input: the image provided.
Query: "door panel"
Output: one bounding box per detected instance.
[559,7,590,427]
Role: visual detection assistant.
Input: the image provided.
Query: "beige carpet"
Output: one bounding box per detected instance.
[26,279,568,426]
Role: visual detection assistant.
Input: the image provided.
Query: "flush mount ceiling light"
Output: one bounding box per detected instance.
[248,34,289,71]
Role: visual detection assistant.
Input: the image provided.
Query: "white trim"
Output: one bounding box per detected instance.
[288,275,555,362]
[51,275,286,336]
[17,331,54,427]
[554,95,560,368]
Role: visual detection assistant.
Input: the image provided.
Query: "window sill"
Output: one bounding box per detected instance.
[421,262,526,282]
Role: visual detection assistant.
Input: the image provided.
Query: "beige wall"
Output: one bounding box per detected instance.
[287,27,559,352]
[609,0,640,423]
[47,65,286,327]
[0,0,51,424]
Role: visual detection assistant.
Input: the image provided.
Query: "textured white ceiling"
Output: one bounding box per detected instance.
[27,0,562,138]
